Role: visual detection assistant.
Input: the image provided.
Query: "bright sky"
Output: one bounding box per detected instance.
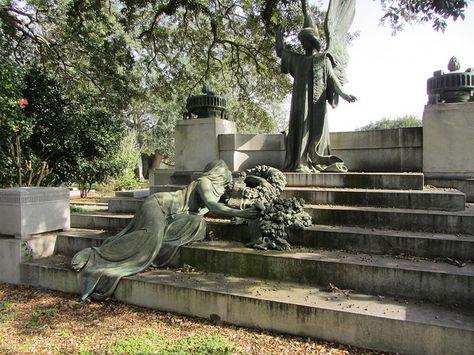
[315,0,474,132]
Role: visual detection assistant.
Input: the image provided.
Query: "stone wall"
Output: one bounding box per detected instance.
[217,127,423,172]
[330,127,423,172]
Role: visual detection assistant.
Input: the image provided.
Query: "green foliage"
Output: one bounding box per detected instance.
[380,0,470,32]
[109,332,235,355]
[26,308,58,329]
[167,334,235,354]
[357,115,422,131]
[109,333,164,354]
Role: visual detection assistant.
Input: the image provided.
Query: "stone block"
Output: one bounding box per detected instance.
[149,169,174,186]
[0,187,70,238]
[0,232,57,284]
[175,118,236,172]
[423,102,474,178]
[115,189,149,198]
[330,127,422,172]
[218,134,285,171]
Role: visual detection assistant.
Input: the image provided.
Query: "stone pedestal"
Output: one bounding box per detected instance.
[423,102,474,178]
[219,134,285,171]
[0,187,69,284]
[0,187,70,237]
[175,118,236,172]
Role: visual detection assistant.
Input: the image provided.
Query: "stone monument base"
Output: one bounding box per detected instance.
[423,102,474,178]
[0,187,70,284]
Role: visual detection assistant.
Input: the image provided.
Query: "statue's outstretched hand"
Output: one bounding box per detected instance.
[341,93,357,103]
[239,206,258,219]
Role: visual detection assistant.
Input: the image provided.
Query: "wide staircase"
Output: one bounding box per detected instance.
[22,172,474,354]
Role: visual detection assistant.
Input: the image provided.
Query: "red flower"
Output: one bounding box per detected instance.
[17,99,28,107]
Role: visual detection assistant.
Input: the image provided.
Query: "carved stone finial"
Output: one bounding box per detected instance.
[427,57,474,104]
[448,56,461,72]
[201,82,215,96]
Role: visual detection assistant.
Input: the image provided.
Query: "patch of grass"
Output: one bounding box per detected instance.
[0,301,20,325]
[70,205,88,213]
[107,331,234,355]
[108,329,164,354]
[26,308,58,329]
[57,328,71,336]
[0,300,13,312]
[166,335,236,354]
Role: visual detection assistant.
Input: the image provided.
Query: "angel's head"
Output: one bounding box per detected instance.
[298,27,321,53]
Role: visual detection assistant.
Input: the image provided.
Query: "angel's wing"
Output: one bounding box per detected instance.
[324,0,356,84]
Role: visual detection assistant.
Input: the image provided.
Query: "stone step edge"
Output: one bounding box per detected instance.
[59,224,474,263]
[56,230,474,278]
[22,257,474,355]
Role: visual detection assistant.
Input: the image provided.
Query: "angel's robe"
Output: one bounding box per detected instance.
[281,48,347,172]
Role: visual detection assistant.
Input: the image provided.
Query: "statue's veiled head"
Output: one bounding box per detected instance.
[200,160,232,197]
[298,27,321,53]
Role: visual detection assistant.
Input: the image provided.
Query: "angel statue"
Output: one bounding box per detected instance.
[276,0,357,173]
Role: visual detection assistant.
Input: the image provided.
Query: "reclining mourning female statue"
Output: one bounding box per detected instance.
[71,160,258,301]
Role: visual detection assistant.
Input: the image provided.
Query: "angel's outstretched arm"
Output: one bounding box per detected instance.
[301,0,314,28]
[275,24,284,58]
[326,57,357,103]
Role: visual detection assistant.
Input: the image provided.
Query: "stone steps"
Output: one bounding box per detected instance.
[109,187,465,214]
[207,222,474,261]
[306,204,474,234]
[53,230,474,305]
[108,197,144,213]
[282,187,465,211]
[22,255,474,355]
[283,172,424,190]
[178,241,474,306]
[71,212,133,231]
[73,201,474,236]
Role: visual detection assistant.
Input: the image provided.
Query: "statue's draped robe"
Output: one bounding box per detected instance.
[71,180,208,301]
[282,49,347,172]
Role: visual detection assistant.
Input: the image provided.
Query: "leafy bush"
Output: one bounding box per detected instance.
[357,115,421,131]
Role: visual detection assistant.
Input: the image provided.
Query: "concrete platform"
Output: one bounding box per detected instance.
[282,187,465,211]
[284,172,424,190]
[22,255,474,355]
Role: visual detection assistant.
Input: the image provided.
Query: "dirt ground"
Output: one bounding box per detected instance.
[0,283,391,354]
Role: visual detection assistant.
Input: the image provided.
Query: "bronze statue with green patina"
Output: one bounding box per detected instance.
[276,0,357,172]
[71,160,258,301]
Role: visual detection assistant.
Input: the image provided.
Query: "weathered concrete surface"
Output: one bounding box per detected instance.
[423,102,474,178]
[54,229,110,256]
[284,172,424,190]
[175,118,236,172]
[108,197,144,213]
[0,232,57,284]
[306,204,474,234]
[0,187,70,237]
[330,127,422,172]
[218,134,285,171]
[180,241,474,305]
[115,189,149,198]
[206,222,474,261]
[425,177,474,203]
[71,212,132,231]
[149,169,174,186]
[282,187,465,211]
[22,256,474,355]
